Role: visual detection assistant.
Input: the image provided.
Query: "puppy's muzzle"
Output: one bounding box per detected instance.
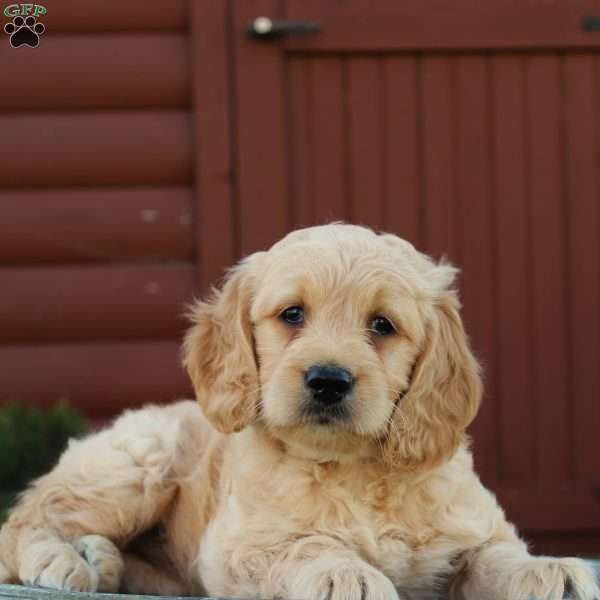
[305,365,354,408]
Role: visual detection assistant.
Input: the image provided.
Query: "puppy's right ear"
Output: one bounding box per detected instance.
[183,254,263,434]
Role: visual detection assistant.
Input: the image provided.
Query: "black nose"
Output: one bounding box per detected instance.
[305,365,354,405]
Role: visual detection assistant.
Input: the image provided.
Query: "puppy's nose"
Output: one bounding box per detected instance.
[305,365,354,405]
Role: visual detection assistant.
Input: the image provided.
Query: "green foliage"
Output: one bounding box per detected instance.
[0,402,88,522]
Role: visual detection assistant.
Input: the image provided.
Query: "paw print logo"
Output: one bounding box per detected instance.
[4,15,44,48]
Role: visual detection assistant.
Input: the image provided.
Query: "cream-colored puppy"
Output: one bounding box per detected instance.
[0,224,598,600]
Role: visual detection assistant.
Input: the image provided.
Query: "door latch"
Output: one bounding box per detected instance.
[248,16,321,39]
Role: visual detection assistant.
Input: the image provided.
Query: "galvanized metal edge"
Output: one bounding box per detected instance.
[0,585,218,600]
[0,562,598,600]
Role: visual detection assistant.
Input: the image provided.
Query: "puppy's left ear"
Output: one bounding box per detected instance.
[385,262,482,470]
[182,254,263,434]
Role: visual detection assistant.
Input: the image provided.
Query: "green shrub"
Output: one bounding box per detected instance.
[0,402,88,523]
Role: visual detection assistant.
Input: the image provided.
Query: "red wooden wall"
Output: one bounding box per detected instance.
[0,0,599,554]
[0,1,230,417]
[230,0,600,554]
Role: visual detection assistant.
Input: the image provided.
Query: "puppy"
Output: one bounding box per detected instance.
[0,224,598,600]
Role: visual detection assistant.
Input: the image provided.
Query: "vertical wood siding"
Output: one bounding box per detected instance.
[233,23,600,544]
[265,52,600,500]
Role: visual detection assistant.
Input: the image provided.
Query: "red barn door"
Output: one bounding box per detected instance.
[230,0,600,555]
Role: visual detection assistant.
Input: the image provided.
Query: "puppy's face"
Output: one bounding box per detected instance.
[184,225,481,469]
[251,230,423,443]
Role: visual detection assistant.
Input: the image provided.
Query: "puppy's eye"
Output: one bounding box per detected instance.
[369,316,395,336]
[280,306,304,326]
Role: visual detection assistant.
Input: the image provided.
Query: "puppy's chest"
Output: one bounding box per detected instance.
[255,473,456,588]
[249,466,439,552]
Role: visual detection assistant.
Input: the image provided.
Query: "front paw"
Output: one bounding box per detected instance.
[467,555,599,600]
[73,535,124,592]
[511,557,599,600]
[19,541,99,592]
[288,558,399,600]
[19,535,123,593]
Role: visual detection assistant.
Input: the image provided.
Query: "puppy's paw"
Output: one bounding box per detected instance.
[563,557,600,600]
[73,535,124,592]
[19,535,124,593]
[471,555,600,600]
[19,541,99,592]
[509,557,599,600]
[288,558,399,600]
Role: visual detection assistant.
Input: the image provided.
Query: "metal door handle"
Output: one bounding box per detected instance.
[248,17,321,39]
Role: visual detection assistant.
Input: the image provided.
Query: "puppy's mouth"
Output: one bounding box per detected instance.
[302,397,352,427]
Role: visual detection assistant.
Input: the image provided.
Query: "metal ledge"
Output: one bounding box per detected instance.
[0,562,599,600]
[0,586,216,600]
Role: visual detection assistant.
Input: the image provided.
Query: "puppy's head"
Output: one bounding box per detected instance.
[184,224,481,470]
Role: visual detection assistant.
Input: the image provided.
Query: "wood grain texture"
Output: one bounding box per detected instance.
[497,483,600,532]
[311,58,348,224]
[1,0,599,558]
[0,112,192,187]
[287,58,315,227]
[190,0,236,292]
[287,57,348,227]
[381,56,421,248]
[233,10,600,543]
[0,35,190,111]
[529,534,600,558]
[452,55,497,485]
[347,58,384,228]
[40,0,187,32]
[526,54,570,486]
[0,187,194,264]
[490,55,535,484]
[234,0,289,255]
[0,265,195,342]
[0,341,191,416]
[284,0,600,51]
[564,54,600,482]
[419,56,458,262]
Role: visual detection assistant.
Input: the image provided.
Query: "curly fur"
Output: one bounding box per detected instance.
[0,224,597,600]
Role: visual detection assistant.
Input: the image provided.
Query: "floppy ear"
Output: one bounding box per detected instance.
[182,255,262,434]
[385,264,482,470]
